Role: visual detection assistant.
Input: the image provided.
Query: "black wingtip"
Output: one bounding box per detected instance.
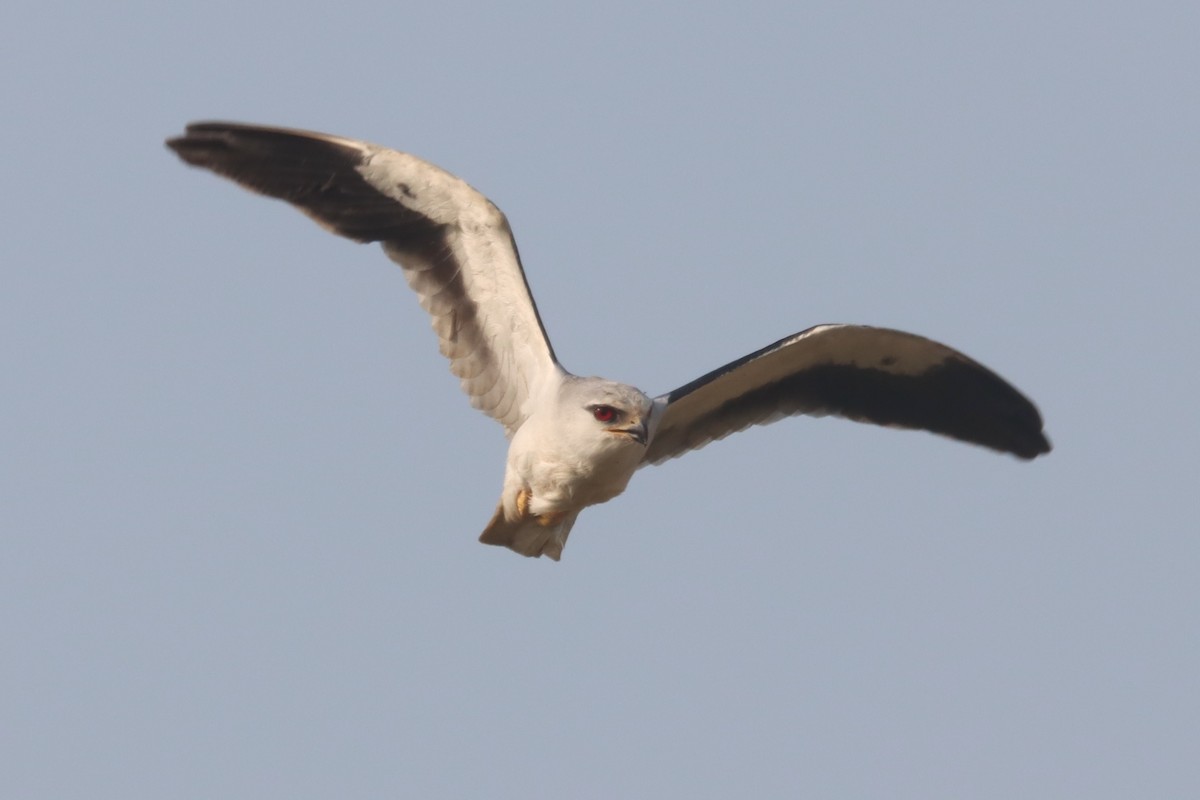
[1007,431,1052,460]
[164,131,214,167]
[1013,427,1052,460]
[165,121,306,159]
[164,123,247,168]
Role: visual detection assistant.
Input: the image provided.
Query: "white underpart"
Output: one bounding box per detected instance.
[501,376,652,521]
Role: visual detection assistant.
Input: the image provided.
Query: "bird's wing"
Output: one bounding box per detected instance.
[642,324,1051,465]
[166,122,560,435]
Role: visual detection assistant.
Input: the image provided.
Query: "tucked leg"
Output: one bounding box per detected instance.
[516,487,532,518]
[515,487,566,527]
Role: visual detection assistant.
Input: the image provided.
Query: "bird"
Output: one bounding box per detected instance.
[166,122,1051,561]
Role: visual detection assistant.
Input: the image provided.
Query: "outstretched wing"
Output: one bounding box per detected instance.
[643,324,1051,465]
[166,122,560,435]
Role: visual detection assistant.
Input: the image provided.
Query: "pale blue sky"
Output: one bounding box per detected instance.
[2,2,1197,798]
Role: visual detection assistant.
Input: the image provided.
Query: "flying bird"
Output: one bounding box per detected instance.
[166,122,1051,561]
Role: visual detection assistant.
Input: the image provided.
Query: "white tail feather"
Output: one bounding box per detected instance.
[479,506,580,561]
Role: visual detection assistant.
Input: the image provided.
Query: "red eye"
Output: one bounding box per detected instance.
[592,405,617,423]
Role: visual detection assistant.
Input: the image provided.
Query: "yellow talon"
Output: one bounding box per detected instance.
[536,511,566,528]
[515,487,532,518]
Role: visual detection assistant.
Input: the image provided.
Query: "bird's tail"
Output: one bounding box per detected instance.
[479,506,580,561]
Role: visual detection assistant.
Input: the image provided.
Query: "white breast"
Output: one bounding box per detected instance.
[505,414,645,517]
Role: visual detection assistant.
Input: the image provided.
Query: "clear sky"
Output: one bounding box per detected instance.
[3,2,1197,798]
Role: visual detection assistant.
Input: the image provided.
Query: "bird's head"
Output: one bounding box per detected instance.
[564,378,652,448]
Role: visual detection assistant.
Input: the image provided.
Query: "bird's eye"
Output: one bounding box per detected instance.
[592,405,617,423]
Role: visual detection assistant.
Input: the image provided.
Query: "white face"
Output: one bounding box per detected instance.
[563,379,652,448]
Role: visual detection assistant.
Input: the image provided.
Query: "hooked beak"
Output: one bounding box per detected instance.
[610,419,648,446]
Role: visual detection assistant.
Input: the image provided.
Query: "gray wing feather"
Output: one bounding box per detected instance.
[643,324,1051,465]
[167,122,559,435]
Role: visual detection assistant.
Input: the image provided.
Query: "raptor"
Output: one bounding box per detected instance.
[167,122,1051,560]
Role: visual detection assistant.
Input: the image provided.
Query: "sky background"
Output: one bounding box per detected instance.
[3,1,1198,798]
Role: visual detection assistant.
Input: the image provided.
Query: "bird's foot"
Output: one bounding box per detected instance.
[516,487,532,517]
[515,487,566,527]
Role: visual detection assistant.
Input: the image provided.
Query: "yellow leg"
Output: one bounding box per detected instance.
[516,487,566,527]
